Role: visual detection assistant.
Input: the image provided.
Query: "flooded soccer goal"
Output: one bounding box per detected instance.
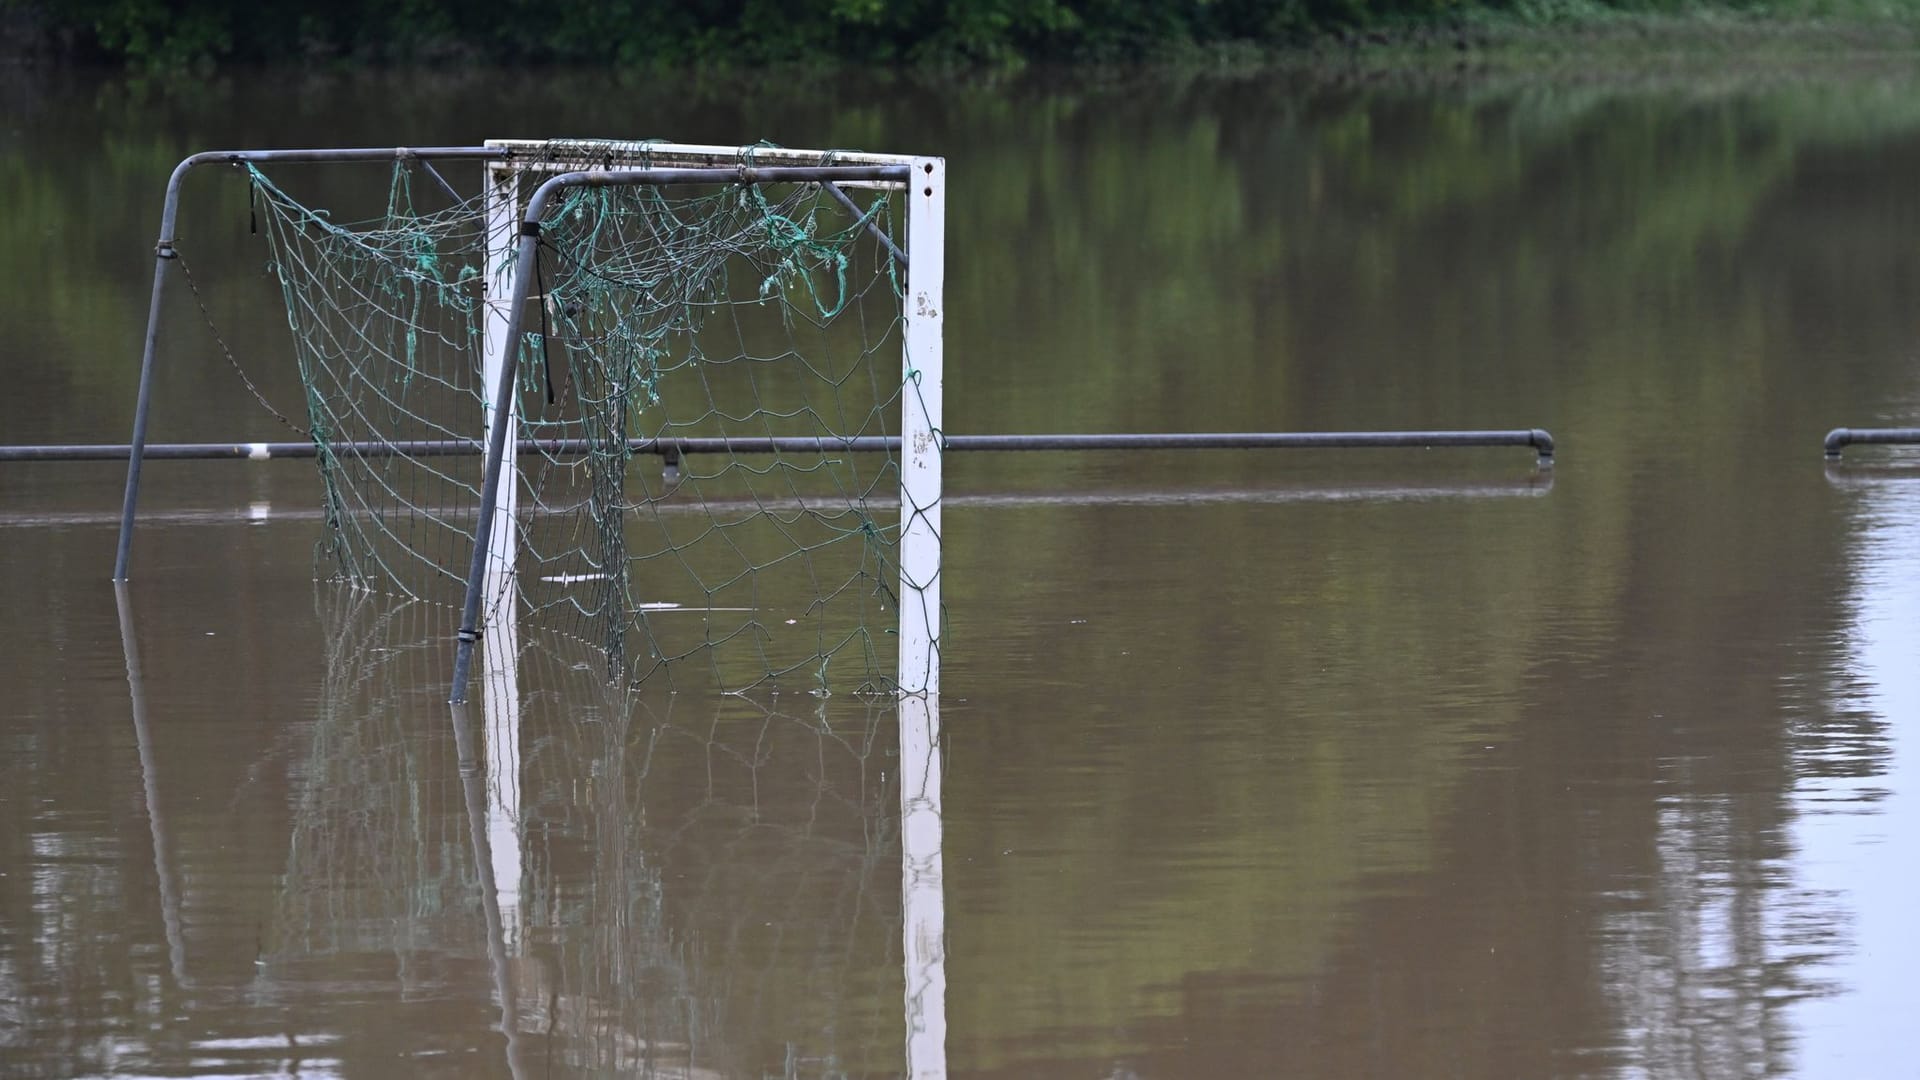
[171,141,943,702]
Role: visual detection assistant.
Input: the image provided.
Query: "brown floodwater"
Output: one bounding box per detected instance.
[4,63,1920,1078]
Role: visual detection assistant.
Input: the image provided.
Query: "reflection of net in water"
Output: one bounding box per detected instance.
[271,587,903,1076]
[250,142,920,697]
[274,594,473,965]
[514,690,899,1077]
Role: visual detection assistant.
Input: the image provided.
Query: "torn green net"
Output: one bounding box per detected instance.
[249,146,910,696]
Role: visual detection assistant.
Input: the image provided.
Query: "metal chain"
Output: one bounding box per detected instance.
[175,249,310,436]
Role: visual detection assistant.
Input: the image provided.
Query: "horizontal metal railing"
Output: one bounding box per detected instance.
[1824,427,1920,460]
[2,429,1557,464]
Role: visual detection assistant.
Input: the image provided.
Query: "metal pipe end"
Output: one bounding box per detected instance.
[1824,428,1850,459]
[1529,428,1555,467]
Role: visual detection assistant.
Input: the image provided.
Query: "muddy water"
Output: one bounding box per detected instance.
[3,65,1920,1078]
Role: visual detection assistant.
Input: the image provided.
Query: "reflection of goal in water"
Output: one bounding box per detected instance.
[258,586,928,1077]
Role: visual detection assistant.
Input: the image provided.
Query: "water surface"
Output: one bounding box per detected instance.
[3,63,1919,1078]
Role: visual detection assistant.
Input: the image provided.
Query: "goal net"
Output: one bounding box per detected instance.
[248,140,942,699]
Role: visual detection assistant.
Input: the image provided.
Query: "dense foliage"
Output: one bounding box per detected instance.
[9,0,1485,69]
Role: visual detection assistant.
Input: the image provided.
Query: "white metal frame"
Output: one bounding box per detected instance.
[898,158,945,699]
[477,140,943,699]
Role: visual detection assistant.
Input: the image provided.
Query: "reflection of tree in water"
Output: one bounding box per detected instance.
[1596,790,1820,1078]
[272,586,901,1077]
[1589,668,1888,1078]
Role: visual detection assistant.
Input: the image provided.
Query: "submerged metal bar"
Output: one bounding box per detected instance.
[450,163,915,702]
[0,478,1556,530]
[113,145,506,582]
[1824,427,1920,459]
[14,429,1558,463]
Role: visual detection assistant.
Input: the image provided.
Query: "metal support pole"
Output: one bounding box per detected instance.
[110,146,507,581]
[113,156,194,582]
[898,158,944,699]
[479,161,520,690]
[450,219,540,703]
[899,156,946,1080]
